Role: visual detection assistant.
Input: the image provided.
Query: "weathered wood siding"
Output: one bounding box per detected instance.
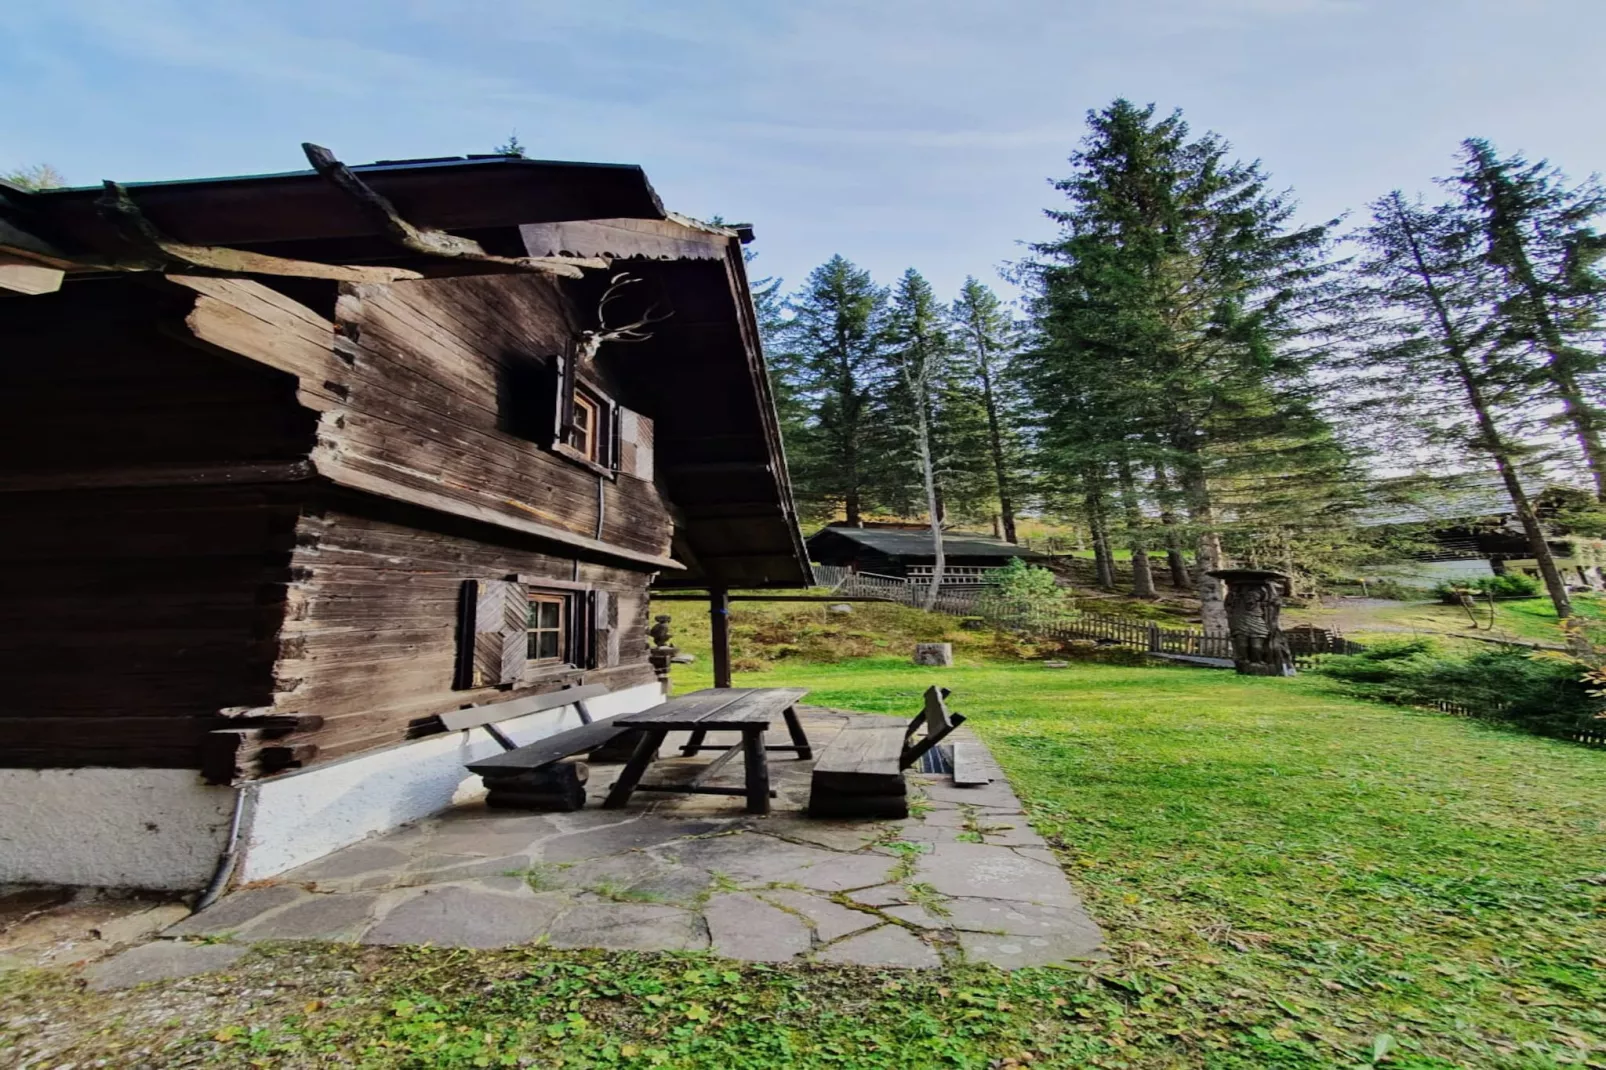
[2,272,675,775]
[0,280,316,768]
[325,276,674,561]
[261,499,657,768]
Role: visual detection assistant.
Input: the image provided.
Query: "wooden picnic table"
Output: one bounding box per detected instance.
[602,687,810,815]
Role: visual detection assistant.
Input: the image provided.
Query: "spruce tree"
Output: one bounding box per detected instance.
[1452,139,1606,500]
[883,269,953,607]
[951,278,1027,542]
[1025,100,1340,630]
[779,256,887,525]
[1353,191,1574,619]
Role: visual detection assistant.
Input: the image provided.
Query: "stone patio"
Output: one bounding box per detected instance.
[106,708,1103,980]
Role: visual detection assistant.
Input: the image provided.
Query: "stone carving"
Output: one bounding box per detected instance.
[913,642,954,667]
[648,614,678,681]
[1209,569,1295,677]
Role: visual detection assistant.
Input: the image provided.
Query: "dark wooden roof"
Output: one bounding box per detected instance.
[807,527,1045,561]
[12,155,810,588]
[23,156,666,264]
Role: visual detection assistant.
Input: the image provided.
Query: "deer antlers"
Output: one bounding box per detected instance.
[576,273,672,363]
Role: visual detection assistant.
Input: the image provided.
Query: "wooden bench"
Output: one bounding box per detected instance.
[807,686,964,819]
[451,684,640,811]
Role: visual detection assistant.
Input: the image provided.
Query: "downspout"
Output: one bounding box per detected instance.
[195,782,257,911]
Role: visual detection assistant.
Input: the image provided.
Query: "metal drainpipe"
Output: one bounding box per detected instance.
[195,782,256,911]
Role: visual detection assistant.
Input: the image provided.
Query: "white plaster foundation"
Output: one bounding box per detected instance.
[0,768,236,890]
[236,680,665,882]
[0,682,665,892]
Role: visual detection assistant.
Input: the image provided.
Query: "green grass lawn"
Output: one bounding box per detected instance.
[4,639,1603,1067]
[1289,592,1606,652]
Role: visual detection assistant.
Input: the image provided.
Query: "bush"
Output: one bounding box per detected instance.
[1433,574,1541,604]
[1317,639,1602,739]
[1351,579,1434,601]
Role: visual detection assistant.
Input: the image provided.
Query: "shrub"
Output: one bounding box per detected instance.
[1433,574,1541,603]
[1317,639,1602,739]
[1352,579,1434,601]
[984,558,1069,611]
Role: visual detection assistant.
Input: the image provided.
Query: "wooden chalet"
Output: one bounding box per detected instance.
[0,149,809,890]
[807,524,1045,584]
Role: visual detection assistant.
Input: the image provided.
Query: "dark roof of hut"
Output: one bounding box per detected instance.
[807,527,1046,559]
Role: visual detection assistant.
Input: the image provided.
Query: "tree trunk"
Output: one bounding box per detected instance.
[904,368,945,612]
[1086,479,1117,590]
[1151,463,1191,588]
[1178,457,1229,635]
[1117,455,1157,599]
[966,304,1018,542]
[1396,204,1574,618]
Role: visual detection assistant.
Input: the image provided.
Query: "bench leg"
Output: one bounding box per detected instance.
[741,727,770,815]
[680,729,708,757]
[781,705,812,761]
[604,728,669,810]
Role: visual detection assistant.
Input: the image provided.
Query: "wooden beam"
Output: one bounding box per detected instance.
[303,143,601,278]
[520,217,728,262]
[97,181,424,283]
[0,216,77,269]
[0,254,64,295]
[710,585,732,689]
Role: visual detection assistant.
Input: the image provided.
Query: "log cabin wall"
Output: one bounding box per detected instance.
[322,275,674,560]
[261,496,658,771]
[0,279,318,769]
[193,272,674,779]
[2,270,678,780]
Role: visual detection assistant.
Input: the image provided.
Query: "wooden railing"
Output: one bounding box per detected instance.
[814,561,1359,668]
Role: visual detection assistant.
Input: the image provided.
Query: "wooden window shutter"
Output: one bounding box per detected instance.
[456,579,527,688]
[617,408,654,481]
[553,344,577,447]
[588,589,619,668]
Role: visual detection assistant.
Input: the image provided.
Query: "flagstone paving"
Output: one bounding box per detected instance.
[94,708,1104,985]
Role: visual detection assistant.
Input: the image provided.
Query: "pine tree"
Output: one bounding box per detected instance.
[951,278,1027,542]
[2,163,65,190]
[492,134,526,158]
[779,256,887,525]
[1024,100,1340,629]
[1453,139,1606,500]
[883,269,953,608]
[1353,190,1574,618]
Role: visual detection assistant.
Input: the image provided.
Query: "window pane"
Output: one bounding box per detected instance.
[539,601,560,628]
[536,631,560,660]
[572,401,590,431]
[527,632,538,658]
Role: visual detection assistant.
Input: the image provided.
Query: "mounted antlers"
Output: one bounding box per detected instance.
[578,271,671,363]
[575,272,672,363]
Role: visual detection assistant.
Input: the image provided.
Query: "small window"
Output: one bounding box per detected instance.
[526,593,567,664]
[568,389,602,464]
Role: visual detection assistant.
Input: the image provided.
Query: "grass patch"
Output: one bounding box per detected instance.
[4,635,1604,1067]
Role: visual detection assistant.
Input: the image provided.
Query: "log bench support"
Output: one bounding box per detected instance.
[454,684,649,812]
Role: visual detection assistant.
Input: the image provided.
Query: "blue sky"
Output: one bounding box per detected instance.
[4,0,1603,301]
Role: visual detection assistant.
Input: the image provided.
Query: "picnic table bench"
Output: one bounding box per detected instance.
[602,688,810,815]
[807,685,964,818]
[458,684,627,810]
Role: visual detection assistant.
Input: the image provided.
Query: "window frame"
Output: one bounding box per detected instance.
[551,348,620,478]
[525,591,568,666]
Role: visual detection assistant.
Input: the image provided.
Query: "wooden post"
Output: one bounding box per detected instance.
[710,585,732,688]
